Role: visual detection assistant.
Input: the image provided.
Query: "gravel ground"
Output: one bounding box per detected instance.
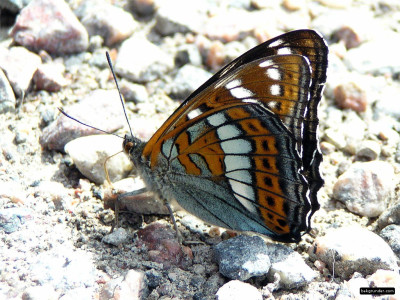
[1,0,400,299]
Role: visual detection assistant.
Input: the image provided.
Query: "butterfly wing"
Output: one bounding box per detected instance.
[145,53,318,242]
[159,102,310,242]
[143,30,327,168]
[139,30,328,242]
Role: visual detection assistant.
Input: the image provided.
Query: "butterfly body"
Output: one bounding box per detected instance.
[123,30,328,243]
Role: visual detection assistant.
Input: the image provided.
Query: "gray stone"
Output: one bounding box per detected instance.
[214,235,271,281]
[266,244,316,290]
[115,35,174,83]
[170,64,212,99]
[119,80,149,103]
[355,140,381,161]
[0,68,16,113]
[76,0,138,46]
[154,0,206,36]
[380,225,400,259]
[377,203,400,230]
[102,227,129,246]
[0,46,41,97]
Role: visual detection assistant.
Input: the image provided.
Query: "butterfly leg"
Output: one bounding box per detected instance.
[111,187,148,232]
[164,201,184,243]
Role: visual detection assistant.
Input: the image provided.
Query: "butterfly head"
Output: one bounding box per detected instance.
[122,134,145,166]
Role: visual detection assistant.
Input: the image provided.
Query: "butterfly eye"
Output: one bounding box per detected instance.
[123,134,135,154]
[123,141,134,153]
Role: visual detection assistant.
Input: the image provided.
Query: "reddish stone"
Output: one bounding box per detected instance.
[334,26,362,49]
[137,223,193,269]
[205,40,225,71]
[334,82,368,112]
[10,0,88,54]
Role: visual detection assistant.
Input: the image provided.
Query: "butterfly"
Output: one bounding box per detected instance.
[121,29,328,243]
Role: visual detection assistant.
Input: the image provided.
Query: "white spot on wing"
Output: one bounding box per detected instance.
[220,139,252,154]
[225,79,241,89]
[187,108,202,120]
[226,78,254,99]
[230,86,254,99]
[207,113,226,127]
[259,60,273,68]
[216,124,241,140]
[270,84,281,96]
[226,170,252,183]
[267,68,281,80]
[229,179,257,213]
[224,155,251,172]
[267,100,278,110]
[269,39,284,47]
[277,47,292,55]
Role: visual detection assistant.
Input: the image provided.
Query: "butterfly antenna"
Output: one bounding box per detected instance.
[106,52,134,139]
[57,108,123,139]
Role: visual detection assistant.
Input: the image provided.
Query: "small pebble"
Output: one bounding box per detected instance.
[214,235,271,281]
[40,89,126,151]
[115,35,174,83]
[216,280,262,300]
[170,64,212,99]
[334,81,368,112]
[355,140,381,161]
[0,46,41,97]
[102,227,129,246]
[129,0,155,16]
[379,224,400,259]
[76,0,138,46]
[33,62,69,92]
[0,208,33,233]
[377,203,400,230]
[136,222,193,269]
[0,68,16,113]
[266,243,317,289]
[332,161,394,217]
[99,270,148,299]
